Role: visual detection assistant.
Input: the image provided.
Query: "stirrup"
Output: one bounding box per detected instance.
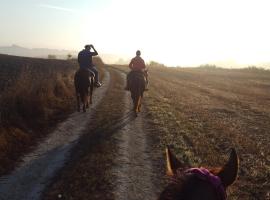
[94,82,102,87]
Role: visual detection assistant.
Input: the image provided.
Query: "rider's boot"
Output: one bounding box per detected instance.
[94,81,102,87]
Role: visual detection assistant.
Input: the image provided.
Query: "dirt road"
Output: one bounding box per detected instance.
[43,68,164,199]
[110,73,162,200]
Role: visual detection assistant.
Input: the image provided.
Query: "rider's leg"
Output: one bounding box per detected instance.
[90,67,99,82]
[90,66,101,87]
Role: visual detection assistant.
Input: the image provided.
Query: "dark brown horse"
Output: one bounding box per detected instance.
[129,71,146,114]
[158,146,239,200]
[74,68,94,112]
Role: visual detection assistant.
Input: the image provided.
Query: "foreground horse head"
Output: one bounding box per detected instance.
[74,69,94,112]
[158,147,239,200]
[129,71,146,114]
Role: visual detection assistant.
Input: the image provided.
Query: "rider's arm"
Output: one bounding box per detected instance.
[77,52,81,64]
[90,45,98,56]
[142,59,146,69]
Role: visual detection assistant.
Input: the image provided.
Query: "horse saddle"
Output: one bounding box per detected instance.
[77,68,95,77]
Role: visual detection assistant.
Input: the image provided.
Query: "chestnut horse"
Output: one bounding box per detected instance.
[74,68,94,112]
[129,71,146,114]
[158,147,239,200]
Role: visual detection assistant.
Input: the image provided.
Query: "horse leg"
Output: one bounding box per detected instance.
[138,96,142,112]
[83,102,86,112]
[89,77,94,104]
[76,93,80,112]
[136,95,142,113]
[86,97,89,108]
[138,90,144,112]
[89,94,93,105]
[133,95,141,114]
[86,89,90,109]
[131,93,137,112]
[82,93,88,112]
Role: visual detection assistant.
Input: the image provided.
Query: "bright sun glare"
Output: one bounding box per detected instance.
[1,0,270,67]
[81,0,270,66]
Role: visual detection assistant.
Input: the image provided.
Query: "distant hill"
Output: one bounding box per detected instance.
[99,53,129,65]
[0,45,129,64]
[0,45,77,59]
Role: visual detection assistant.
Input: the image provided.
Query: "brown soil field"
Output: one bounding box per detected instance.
[0,54,104,176]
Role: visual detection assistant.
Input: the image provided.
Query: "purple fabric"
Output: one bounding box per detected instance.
[185,168,226,200]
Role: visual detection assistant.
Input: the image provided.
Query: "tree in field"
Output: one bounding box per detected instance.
[67,54,72,60]
[48,55,56,59]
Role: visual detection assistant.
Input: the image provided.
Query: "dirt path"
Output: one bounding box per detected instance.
[43,68,164,199]
[110,73,161,200]
[0,70,110,200]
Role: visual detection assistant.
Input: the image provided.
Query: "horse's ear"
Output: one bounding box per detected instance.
[217,148,239,187]
[166,146,184,176]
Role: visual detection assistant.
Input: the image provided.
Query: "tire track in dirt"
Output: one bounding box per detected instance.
[110,73,161,200]
[0,70,110,200]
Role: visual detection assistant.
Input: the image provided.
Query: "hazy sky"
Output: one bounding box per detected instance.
[1,0,270,66]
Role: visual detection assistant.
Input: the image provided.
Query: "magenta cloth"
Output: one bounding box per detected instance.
[185,168,226,200]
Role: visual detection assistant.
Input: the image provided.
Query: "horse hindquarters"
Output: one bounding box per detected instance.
[74,70,90,112]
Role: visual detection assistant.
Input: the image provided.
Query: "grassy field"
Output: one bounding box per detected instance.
[43,64,270,200]
[0,54,104,175]
[0,55,269,199]
[113,65,270,199]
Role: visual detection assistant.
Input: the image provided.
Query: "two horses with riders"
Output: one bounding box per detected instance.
[74,45,239,199]
[75,47,148,114]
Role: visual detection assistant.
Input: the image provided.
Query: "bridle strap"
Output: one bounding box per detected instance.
[185,168,227,200]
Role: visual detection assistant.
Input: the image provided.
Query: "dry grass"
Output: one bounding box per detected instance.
[1,57,269,199]
[0,54,104,175]
[113,64,270,200]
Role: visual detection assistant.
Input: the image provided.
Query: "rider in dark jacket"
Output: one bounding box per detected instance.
[78,44,102,87]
